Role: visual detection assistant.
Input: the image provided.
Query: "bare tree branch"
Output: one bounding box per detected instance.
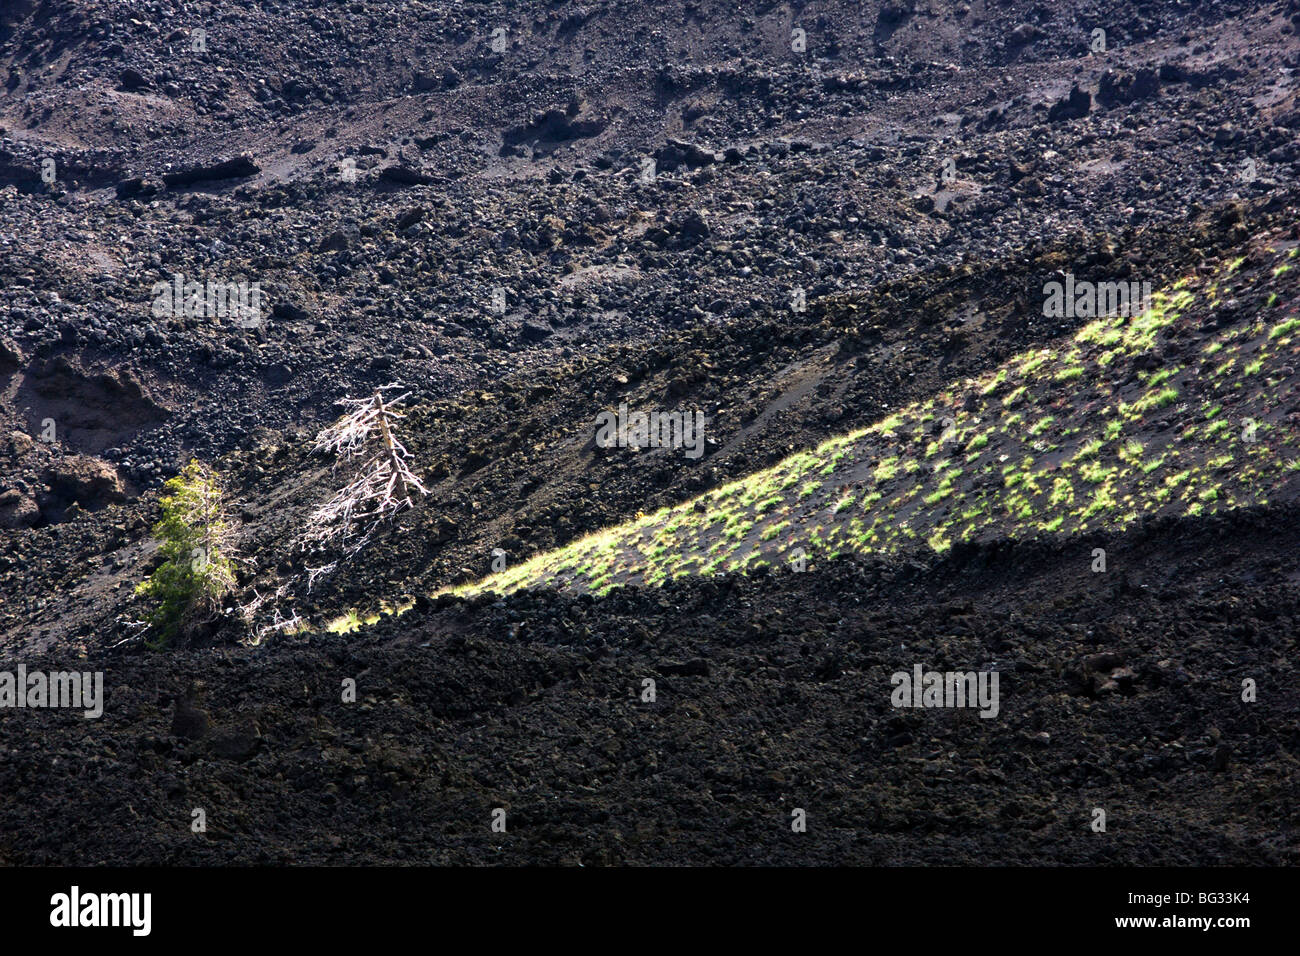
[237,388,428,643]
[306,388,429,546]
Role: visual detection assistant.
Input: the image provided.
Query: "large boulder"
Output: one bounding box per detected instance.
[1047,85,1091,122]
[0,488,39,529]
[43,456,125,511]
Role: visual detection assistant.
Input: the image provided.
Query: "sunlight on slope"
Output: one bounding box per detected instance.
[444,241,1298,600]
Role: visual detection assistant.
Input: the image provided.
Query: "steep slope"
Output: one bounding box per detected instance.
[452,232,1298,599]
[0,0,1297,870]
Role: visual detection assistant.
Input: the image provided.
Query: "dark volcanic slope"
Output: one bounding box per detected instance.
[2,506,1296,865]
[3,195,1294,652]
[0,1,1298,866]
[3,0,1298,481]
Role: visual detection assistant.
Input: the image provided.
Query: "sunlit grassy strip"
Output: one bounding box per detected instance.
[326,597,414,634]
[440,421,875,597]
[446,256,1296,599]
[414,247,1296,606]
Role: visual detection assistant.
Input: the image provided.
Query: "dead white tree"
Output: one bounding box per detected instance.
[234,389,428,642]
[306,388,429,551]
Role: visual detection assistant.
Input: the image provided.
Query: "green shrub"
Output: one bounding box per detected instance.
[135,460,236,647]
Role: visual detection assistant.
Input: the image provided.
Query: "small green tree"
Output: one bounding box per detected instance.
[135,460,236,647]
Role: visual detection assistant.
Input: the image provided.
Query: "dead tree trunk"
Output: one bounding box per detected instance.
[304,386,429,548]
[373,390,408,501]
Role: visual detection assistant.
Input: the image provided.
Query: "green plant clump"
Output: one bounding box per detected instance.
[135,460,236,647]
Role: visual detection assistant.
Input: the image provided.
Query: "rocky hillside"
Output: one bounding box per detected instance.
[447,231,1298,601]
[0,0,1297,866]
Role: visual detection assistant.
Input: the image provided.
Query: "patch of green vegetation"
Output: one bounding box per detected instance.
[1019,352,1050,376]
[1002,386,1028,407]
[1118,440,1144,463]
[873,457,899,482]
[420,246,1295,609]
[1027,416,1054,437]
[1076,315,1126,346]
[981,369,1008,395]
[1049,477,1075,508]
[874,412,905,437]
[1130,386,1179,417]
[759,520,790,541]
[1081,482,1118,520]
[1080,462,1117,485]
[135,460,236,648]
[923,479,956,506]
[1143,367,1178,389]
[327,610,364,635]
[1203,419,1230,440]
